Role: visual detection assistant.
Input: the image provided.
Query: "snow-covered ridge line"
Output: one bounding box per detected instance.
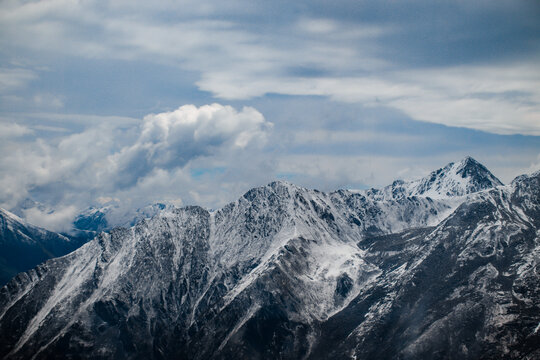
[69,156,501,235]
[361,156,503,201]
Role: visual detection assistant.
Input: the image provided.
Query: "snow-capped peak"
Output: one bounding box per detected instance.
[367,156,503,200]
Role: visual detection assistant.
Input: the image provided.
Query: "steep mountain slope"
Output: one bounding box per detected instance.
[0,209,85,286]
[1,158,535,360]
[313,171,540,359]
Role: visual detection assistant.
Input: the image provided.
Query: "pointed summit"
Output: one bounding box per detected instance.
[453,156,498,182]
[372,156,503,200]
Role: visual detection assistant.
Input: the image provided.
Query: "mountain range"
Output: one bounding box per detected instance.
[0,157,538,359]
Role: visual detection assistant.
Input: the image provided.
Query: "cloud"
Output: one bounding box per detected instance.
[388,63,540,135]
[33,93,64,108]
[0,68,36,93]
[198,62,540,135]
[107,104,271,188]
[0,104,272,228]
[523,153,540,175]
[1,1,538,134]
[1,99,538,232]
[0,122,33,138]
[273,154,449,192]
[1,0,539,232]
[22,205,78,232]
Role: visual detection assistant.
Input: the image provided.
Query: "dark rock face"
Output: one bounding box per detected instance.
[0,163,538,360]
[0,209,85,286]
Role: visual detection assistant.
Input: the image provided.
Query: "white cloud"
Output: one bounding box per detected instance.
[275,154,393,190]
[0,68,36,93]
[141,104,269,149]
[388,63,540,135]
[523,153,540,175]
[107,104,272,188]
[198,63,540,135]
[33,93,64,108]
[96,196,120,205]
[297,18,338,34]
[0,122,33,138]
[22,205,78,232]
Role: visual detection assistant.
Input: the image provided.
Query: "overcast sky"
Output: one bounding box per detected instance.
[1,0,539,230]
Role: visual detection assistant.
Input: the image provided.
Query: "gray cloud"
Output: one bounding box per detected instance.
[22,205,78,232]
[1,1,538,134]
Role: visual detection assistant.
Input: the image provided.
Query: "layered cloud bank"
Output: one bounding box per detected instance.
[0,104,272,228]
[1,0,539,135]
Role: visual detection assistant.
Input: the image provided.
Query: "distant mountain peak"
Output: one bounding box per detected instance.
[240,180,305,203]
[368,156,503,200]
[452,155,493,178]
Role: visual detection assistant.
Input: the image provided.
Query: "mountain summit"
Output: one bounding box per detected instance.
[368,156,503,200]
[412,156,504,197]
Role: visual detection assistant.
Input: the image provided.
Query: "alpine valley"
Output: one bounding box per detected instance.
[0,157,539,359]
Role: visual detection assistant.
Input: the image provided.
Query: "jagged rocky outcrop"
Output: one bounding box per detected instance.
[0,158,538,360]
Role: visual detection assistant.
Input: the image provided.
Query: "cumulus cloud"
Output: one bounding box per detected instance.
[0,122,33,138]
[107,104,271,188]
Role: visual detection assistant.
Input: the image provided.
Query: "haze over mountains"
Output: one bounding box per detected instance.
[0,157,538,359]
